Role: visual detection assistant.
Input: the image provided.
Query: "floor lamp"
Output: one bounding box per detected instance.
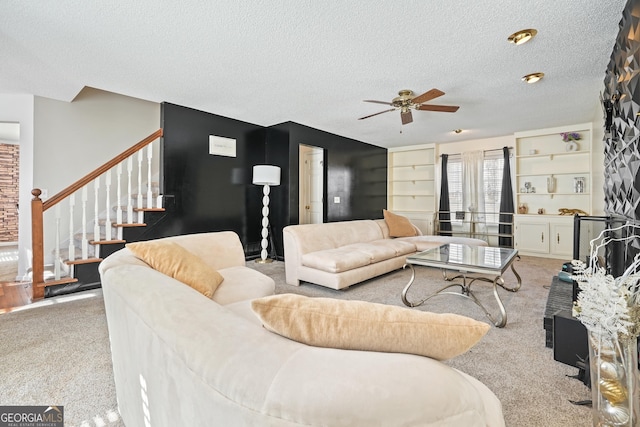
[252,165,280,263]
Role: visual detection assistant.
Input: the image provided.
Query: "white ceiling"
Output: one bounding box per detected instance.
[0,1,626,148]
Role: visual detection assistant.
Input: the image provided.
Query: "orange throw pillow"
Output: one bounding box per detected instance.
[126,240,224,298]
[251,294,490,360]
[383,209,417,237]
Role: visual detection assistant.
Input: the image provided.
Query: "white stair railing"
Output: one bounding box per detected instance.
[81,186,88,259]
[54,204,61,280]
[105,170,112,241]
[147,145,153,209]
[137,150,144,223]
[94,178,101,245]
[126,156,133,224]
[31,129,163,300]
[68,194,75,262]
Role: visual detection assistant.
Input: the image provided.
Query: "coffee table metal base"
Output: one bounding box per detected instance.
[401,262,521,328]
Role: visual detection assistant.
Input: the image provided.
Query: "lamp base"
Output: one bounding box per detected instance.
[255,258,274,264]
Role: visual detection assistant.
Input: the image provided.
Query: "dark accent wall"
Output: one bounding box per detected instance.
[155,103,265,252]
[153,104,387,258]
[603,0,640,219]
[601,0,640,274]
[265,122,388,255]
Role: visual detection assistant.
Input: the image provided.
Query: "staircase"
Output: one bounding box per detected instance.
[30,129,165,299]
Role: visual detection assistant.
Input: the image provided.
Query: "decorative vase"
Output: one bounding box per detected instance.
[547,176,556,193]
[588,331,640,426]
[566,141,579,151]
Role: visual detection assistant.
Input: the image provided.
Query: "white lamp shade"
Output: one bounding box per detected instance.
[252,165,281,186]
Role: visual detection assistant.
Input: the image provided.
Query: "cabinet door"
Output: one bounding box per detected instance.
[550,222,574,257]
[515,221,549,254]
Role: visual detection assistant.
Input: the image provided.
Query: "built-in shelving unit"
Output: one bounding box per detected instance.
[387,144,436,234]
[514,123,592,257]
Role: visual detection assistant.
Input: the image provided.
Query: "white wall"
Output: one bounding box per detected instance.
[0,94,34,279]
[30,87,160,277]
[34,87,160,195]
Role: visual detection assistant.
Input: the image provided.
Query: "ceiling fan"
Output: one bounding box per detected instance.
[358,89,459,125]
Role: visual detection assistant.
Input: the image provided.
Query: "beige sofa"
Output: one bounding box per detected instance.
[283,219,487,290]
[99,231,504,427]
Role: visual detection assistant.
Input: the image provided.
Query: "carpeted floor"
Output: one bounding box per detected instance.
[0,255,593,426]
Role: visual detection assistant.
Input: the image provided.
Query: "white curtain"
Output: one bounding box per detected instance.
[462,150,486,237]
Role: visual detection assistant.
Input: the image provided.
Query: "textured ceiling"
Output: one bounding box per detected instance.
[0,0,627,148]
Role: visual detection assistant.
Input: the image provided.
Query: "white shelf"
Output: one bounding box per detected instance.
[514,123,593,257]
[388,145,436,214]
[516,150,589,159]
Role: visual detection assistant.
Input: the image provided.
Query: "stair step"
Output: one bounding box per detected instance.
[133,207,165,212]
[36,277,78,288]
[89,239,126,245]
[113,223,146,228]
[65,257,102,266]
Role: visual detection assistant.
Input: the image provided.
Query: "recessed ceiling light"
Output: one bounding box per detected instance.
[508,29,538,45]
[453,129,463,134]
[522,72,545,84]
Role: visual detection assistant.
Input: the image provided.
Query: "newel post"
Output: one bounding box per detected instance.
[31,189,45,299]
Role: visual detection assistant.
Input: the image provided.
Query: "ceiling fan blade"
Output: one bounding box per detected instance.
[411,88,444,105]
[358,108,396,120]
[416,104,460,113]
[401,110,413,125]
[364,100,393,106]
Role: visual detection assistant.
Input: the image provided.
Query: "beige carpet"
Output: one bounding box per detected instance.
[0,255,592,426]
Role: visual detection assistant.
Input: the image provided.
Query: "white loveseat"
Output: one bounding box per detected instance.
[99,231,504,427]
[283,218,487,290]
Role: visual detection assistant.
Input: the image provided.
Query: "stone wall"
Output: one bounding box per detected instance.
[0,143,19,242]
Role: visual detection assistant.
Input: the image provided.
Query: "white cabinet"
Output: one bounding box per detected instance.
[550,221,574,257]
[388,144,436,231]
[514,215,574,258]
[515,219,549,254]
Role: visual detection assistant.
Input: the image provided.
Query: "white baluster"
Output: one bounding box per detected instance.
[127,156,133,224]
[68,194,75,262]
[147,144,153,209]
[105,170,112,241]
[81,186,88,259]
[116,164,123,225]
[94,177,101,244]
[137,150,144,223]
[156,194,163,210]
[55,204,61,280]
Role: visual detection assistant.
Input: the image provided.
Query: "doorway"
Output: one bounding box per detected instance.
[299,144,324,224]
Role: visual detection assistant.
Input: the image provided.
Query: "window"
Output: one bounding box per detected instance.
[447,153,504,224]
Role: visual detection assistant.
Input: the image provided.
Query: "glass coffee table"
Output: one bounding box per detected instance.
[401,243,521,327]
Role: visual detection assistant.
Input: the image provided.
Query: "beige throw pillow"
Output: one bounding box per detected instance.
[126,240,224,298]
[251,294,490,360]
[383,209,417,237]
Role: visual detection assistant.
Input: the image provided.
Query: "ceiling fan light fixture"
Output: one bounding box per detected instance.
[522,72,545,84]
[508,28,538,45]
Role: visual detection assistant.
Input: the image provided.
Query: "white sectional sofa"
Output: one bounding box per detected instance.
[283,218,487,290]
[99,231,505,427]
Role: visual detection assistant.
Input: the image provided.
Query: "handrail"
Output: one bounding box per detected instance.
[30,128,163,299]
[42,128,163,212]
